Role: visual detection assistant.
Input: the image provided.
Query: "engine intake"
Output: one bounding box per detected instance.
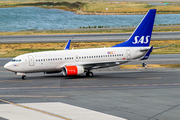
[62,65,84,76]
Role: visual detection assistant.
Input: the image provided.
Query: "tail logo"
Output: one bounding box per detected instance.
[132,36,150,44]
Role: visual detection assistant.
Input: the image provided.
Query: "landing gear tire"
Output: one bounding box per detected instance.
[86,72,93,77]
[22,75,27,80]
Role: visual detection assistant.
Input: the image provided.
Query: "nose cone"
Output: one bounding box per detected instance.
[4,62,13,71]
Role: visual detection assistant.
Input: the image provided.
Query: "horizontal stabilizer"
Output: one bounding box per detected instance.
[153,45,175,49]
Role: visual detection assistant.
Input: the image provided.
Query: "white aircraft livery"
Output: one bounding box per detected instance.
[4,9,156,80]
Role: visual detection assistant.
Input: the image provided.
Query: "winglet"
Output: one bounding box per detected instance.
[64,39,71,50]
[140,46,153,60]
[112,9,156,47]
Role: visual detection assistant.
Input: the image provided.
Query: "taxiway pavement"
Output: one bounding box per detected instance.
[0,32,180,43]
[0,67,180,120]
[0,55,180,120]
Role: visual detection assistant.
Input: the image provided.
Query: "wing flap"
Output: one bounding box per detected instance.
[56,60,130,70]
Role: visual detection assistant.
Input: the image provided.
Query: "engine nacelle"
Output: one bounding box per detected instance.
[62,65,84,76]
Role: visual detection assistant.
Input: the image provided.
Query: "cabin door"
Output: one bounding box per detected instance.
[28,55,34,66]
[126,49,131,60]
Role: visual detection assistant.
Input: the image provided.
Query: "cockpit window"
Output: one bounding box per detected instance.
[11,59,16,62]
[11,59,22,62]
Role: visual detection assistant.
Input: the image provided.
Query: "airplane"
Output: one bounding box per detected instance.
[4,9,157,80]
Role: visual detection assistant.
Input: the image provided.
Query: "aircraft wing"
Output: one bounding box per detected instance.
[82,60,129,69]
[57,60,130,70]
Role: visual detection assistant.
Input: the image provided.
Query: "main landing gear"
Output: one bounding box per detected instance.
[86,71,93,77]
[22,75,27,80]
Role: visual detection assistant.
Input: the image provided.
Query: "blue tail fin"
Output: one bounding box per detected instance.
[112,9,156,47]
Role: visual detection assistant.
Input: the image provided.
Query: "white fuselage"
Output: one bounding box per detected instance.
[4,47,148,73]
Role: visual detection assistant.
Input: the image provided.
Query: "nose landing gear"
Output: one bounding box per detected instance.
[16,73,26,80]
[22,75,27,80]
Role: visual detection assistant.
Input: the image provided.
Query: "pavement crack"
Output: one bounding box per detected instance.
[147,104,180,120]
[109,106,157,120]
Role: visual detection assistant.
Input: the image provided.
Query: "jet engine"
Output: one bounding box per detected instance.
[62,65,84,76]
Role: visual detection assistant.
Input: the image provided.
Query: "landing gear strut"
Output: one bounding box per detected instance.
[86,71,93,77]
[22,75,27,80]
